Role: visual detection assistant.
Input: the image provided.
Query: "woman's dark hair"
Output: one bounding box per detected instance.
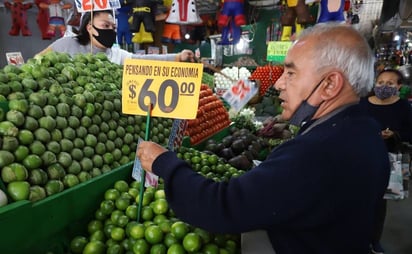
[377,69,404,85]
[75,10,113,45]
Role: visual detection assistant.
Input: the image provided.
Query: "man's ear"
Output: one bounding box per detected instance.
[321,71,345,100]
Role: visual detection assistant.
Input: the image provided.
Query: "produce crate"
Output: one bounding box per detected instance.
[182,125,231,151]
[0,162,134,254]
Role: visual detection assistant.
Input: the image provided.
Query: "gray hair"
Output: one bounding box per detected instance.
[298,23,375,97]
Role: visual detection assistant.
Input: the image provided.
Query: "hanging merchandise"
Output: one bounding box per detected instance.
[4,0,33,36]
[217,0,246,45]
[132,23,154,44]
[280,0,312,41]
[116,4,134,51]
[39,0,73,37]
[130,0,157,32]
[166,0,202,24]
[347,0,363,25]
[316,0,346,23]
[162,23,182,43]
[35,0,52,39]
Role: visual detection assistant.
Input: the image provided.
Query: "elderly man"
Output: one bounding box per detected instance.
[137,23,390,254]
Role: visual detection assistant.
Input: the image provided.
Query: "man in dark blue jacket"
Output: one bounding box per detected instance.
[137,23,390,254]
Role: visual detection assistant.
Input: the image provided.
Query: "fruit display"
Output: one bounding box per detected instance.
[0,52,173,203]
[249,65,283,96]
[0,188,7,207]
[69,178,241,254]
[202,127,270,171]
[213,66,251,90]
[201,72,214,90]
[177,146,246,181]
[252,87,282,116]
[184,84,231,146]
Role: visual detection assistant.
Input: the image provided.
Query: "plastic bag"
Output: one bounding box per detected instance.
[384,153,405,200]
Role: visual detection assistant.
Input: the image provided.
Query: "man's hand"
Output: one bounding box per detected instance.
[136,141,167,173]
[178,49,195,62]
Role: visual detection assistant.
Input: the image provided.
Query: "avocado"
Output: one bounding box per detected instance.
[231,139,246,155]
[228,155,252,171]
[219,147,235,160]
[222,135,234,148]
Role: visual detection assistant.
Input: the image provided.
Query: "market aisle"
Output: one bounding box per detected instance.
[381,182,412,254]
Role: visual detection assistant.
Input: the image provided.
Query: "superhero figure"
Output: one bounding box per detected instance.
[35,0,52,40]
[4,0,33,36]
[130,0,157,32]
[116,5,134,51]
[317,0,346,23]
[217,0,246,45]
[280,0,312,41]
[217,0,246,28]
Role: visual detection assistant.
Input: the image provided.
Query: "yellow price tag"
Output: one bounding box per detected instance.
[122,59,203,119]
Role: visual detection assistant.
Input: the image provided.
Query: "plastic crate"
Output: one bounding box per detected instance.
[0,162,134,254]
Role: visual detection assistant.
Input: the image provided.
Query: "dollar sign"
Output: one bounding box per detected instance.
[129,84,136,99]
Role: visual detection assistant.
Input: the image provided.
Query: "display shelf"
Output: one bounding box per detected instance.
[182,124,231,151]
[0,162,134,254]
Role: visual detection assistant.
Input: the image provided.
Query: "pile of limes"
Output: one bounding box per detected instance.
[176,146,246,182]
[0,52,173,203]
[69,180,240,254]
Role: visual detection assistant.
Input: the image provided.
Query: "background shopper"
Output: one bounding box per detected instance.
[360,68,412,254]
[37,10,194,65]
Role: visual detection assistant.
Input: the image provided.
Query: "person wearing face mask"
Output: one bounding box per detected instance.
[360,69,412,254]
[36,10,195,65]
[134,23,390,254]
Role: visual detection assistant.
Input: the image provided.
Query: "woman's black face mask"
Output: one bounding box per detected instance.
[92,25,116,48]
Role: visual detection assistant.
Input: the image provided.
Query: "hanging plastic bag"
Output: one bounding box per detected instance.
[384,152,405,200]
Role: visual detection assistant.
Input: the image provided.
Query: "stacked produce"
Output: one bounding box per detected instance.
[201,72,214,90]
[184,84,231,145]
[202,127,270,171]
[249,65,283,96]
[0,52,172,203]
[250,85,282,116]
[213,66,251,90]
[177,146,246,182]
[68,147,246,254]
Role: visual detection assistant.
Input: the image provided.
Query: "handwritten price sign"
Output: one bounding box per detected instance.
[122,59,203,119]
[75,0,120,12]
[267,41,292,62]
[222,79,258,112]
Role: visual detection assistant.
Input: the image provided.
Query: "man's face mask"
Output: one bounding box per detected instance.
[289,78,325,126]
[373,85,398,100]
[93,25,116,48]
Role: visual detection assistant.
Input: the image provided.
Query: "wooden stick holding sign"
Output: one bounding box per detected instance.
[136,103,153,222]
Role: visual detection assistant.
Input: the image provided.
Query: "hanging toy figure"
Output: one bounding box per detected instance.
[217,0,246,44]
[129,0,157,33]
[40,0,73,37]
[166,0,202,24]
[280,0,312,41]
[316,0,346,23]
[116,5,134,51]
[35,0,52,39]
[4,0,33,36]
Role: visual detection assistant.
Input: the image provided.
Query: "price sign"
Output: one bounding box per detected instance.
[122,59,203,119]
[222,79,258,112]
[267,41,292,62]
[75,0,120,12]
